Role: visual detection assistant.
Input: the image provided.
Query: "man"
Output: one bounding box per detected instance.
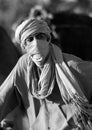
[0,18,92,130]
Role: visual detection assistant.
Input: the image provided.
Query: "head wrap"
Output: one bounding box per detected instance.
[15,18,51,45]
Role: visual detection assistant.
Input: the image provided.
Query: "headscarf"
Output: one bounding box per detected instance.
[15,18,51,45]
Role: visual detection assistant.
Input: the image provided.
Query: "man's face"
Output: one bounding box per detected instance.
[22,32,50,61]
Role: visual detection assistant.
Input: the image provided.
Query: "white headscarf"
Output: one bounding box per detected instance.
[15,18,51,45]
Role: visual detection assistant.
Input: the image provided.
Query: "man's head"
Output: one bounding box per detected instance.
[15,18,51,66]
[15,18,51,49]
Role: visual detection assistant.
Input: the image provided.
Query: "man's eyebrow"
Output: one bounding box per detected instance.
[27,34,33,38]
[35,32,46,35]
[26,32,47,40]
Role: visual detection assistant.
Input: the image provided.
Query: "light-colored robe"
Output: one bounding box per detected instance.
[0,52,92,130]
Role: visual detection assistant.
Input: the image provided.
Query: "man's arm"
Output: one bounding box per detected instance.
[0,54,29,121]
[0,62,20,121]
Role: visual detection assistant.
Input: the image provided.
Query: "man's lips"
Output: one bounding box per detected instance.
[31,54,43,61]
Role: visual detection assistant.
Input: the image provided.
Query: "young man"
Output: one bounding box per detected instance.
[0,18,92,130]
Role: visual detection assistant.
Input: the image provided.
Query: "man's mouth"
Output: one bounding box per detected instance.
[32,54,43,61]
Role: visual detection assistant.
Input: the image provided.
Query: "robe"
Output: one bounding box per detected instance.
[0,52,92,130]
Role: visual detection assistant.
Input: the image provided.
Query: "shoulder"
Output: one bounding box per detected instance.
[63,52,92,76]
[16,53,32,71]
[63,53,82,63]
[63,52,82,68]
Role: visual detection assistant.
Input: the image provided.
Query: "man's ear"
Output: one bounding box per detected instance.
[21,43,25,49]
[21,44,27,54]
[47,34,51,42]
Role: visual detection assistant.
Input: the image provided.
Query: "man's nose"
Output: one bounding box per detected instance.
[33,37,40,46]
[34,37,40,43]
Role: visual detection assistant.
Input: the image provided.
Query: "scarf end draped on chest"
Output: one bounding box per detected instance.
[28,43,92,119]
